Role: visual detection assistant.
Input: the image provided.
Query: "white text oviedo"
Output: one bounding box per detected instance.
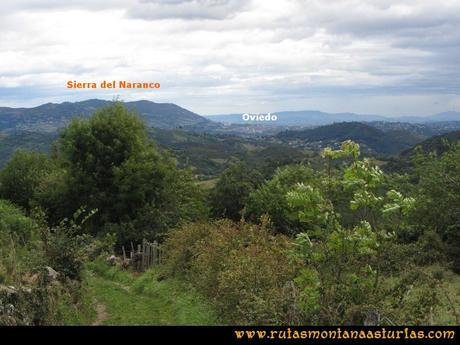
[242,112,278,121]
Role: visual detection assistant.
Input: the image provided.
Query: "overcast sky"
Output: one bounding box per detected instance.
[0,0,459,116]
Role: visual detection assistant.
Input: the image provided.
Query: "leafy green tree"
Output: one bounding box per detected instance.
[106,167,209,244]
[31,166,70,225]
[244,165,315,234]
[55,102,167,228]
[209,161,263,221]
[287,141,433,324]
[0,150,53,209]
[55,102,206,243]
[56,102,152,223]
[413,143,460,272]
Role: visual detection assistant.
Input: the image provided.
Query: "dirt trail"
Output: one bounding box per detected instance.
[92,300,108,326]
[86,271,217,325]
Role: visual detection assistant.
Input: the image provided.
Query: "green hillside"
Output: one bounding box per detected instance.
[401,130,460,157]
[0,131,58,166]
[0,128,306,177]
[277,122,424,155]
[0,99,210,132]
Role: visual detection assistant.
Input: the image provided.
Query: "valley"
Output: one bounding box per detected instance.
[1,99,460,179]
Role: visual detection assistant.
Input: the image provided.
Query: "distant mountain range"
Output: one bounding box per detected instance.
[2,99,460,135]
[0,99,210,132]
[206,110,460,126]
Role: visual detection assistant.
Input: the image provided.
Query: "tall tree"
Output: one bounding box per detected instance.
[209,162,263,221]
[414,143,460,272]
[244,164,315,234]
[55,101,202,240]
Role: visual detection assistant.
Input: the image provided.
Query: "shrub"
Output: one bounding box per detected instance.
[209,162,263,221]
[161,222,214,277]
[162,220,301,324]
[81,233,117,261]
[0,200,42,283]
[244,164,315,235]
[0,150,53,210]
[285,141,445,325]
[42,208,96,281]
[0,200,37,245]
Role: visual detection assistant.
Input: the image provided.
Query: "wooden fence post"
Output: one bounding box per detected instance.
[137,244,141,271]
[158,245,162,265]
[153,241,158,265]
[121,240,164,271]
[149,244,153,268]
[142,239,146,271]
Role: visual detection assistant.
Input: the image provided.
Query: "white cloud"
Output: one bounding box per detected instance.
[0,0,459,115]
[127,0,251,20]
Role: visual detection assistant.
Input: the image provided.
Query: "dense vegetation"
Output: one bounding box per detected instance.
[0,102,459,325]
[0,128,306,178]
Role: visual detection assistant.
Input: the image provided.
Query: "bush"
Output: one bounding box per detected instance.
[415,230,447,266]
[209,162,263,221]
[162,222,213,278]
[162,220,301,324]
[81,233,117,261]
[0,200,42,284]
[0,150,53,210]
[42,208,96,281]
[0,200,37,245]
[244,164,315,235]
[413,143,460,272]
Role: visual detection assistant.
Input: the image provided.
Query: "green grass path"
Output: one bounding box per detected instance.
[85,266,217,325]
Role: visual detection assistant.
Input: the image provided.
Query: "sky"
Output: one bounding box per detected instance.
[0,0,459,116]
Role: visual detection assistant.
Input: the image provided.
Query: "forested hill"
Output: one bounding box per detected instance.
[0,99,210,132]
[0,131,58,167]
[276,122,424,155]
[0,128,307,177]
[401,129,460,157]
